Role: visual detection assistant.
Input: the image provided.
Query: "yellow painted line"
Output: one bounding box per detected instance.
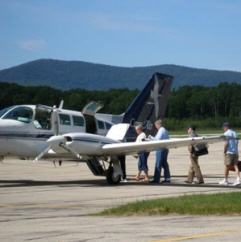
[151,228,241,242]
[0,204,81,209]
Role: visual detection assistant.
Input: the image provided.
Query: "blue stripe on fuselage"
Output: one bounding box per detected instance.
[0,132,53,140]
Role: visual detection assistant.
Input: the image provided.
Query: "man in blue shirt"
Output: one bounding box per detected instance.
[219,122,240,186]
[148,119,171,183]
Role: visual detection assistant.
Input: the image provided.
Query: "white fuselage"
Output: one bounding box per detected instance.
[0,105,116,159]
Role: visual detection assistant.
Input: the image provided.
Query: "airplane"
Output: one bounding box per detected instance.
[0,72,173,140]
[0,72,232,184]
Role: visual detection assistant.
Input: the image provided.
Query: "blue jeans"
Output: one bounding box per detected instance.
[138,152,150,172]
[153,149,170,183]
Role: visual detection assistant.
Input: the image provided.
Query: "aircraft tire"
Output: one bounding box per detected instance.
[106,166,121,185]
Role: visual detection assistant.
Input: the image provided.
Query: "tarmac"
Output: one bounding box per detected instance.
[0,142,241,241]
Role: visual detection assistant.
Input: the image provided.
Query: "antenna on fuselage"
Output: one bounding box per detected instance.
[58,100,64,109]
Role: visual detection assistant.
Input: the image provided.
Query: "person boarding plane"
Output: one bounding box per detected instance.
[0,73,232,184]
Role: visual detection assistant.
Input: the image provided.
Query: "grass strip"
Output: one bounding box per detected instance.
[96,192,241,216]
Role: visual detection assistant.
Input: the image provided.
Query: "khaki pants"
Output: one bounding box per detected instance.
[187,154,204,183]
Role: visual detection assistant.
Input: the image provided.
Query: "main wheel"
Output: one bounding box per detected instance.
[106,166,121,185]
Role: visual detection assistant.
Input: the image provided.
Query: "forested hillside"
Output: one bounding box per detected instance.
[0,59,241,90]
[1,82,241,130]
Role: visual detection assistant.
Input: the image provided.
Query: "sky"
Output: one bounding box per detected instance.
[1,0,241,72]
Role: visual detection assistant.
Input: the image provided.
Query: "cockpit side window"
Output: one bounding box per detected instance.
[2,106,33,123]
[34,109,51,129]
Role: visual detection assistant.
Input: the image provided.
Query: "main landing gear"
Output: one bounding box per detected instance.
[86,156,122,185]
[106,166,121,185]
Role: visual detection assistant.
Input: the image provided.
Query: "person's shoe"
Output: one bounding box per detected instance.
[150,180,159,183]
[122,179,128,183]
[233,179,240,186]
[161,180,170,183]
[195,181,204,184]
[184,180,193,184]
[140,178,149,182]
[219,179,228,185]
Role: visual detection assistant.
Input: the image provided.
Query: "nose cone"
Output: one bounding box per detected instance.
[0,120,8,155]
[0,119,27,136]
[46,135,67,146]
[0,119,31,157]
[0,119,6,130]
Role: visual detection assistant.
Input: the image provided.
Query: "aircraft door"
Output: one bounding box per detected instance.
[82,101,104,134]
[34,106,52,130]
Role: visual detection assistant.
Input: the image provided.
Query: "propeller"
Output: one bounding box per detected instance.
[33,135,82,162]
[33,108,82,162]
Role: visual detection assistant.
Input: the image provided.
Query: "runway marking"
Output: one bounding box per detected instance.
[0,204,82,209]
[151,228,241,241]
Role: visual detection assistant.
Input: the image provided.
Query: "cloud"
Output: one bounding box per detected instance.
[16,39,47,51]
[85,13,160,33]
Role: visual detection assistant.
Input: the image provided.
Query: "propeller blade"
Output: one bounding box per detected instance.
[34,136,66,163]
[52,109,59,136]
[59,143,82,159]
[33,146,52,163]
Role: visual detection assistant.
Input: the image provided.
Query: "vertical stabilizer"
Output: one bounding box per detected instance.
[122,72,173,140]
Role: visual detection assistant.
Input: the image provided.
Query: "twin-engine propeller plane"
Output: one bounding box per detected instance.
[0,72,232,184]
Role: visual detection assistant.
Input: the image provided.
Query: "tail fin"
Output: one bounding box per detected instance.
[122,72,173,140]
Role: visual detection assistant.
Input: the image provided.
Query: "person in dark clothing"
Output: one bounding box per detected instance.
[185,125,204,184]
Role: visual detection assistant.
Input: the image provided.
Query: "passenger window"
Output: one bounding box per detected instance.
[3,106,33,123]
[59,114,71,125]
[98,120,104,129]
[73,116,84,126]
[105,122,112,130]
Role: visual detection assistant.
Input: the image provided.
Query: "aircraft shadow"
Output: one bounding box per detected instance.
[0,179,109,188]
[0,175,240,189]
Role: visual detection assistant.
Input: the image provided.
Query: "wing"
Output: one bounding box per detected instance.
[102,135,227,156]
[33,133,230,161]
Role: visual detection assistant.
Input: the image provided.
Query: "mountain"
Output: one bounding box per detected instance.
[0,59,241,90]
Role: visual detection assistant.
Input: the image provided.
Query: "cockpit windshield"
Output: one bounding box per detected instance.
[0,106,14,118]
[2,106,33,123]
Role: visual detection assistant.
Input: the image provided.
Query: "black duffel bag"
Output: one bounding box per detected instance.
[192,143,209,157]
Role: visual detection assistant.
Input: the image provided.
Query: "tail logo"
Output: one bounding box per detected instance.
[146,74,162,118]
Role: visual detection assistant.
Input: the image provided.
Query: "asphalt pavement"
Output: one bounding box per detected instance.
[0,142,241,242]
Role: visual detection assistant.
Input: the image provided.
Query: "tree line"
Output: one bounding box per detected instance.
[1,82,241,130]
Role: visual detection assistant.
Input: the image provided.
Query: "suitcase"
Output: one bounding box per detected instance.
[229,161,241,171]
